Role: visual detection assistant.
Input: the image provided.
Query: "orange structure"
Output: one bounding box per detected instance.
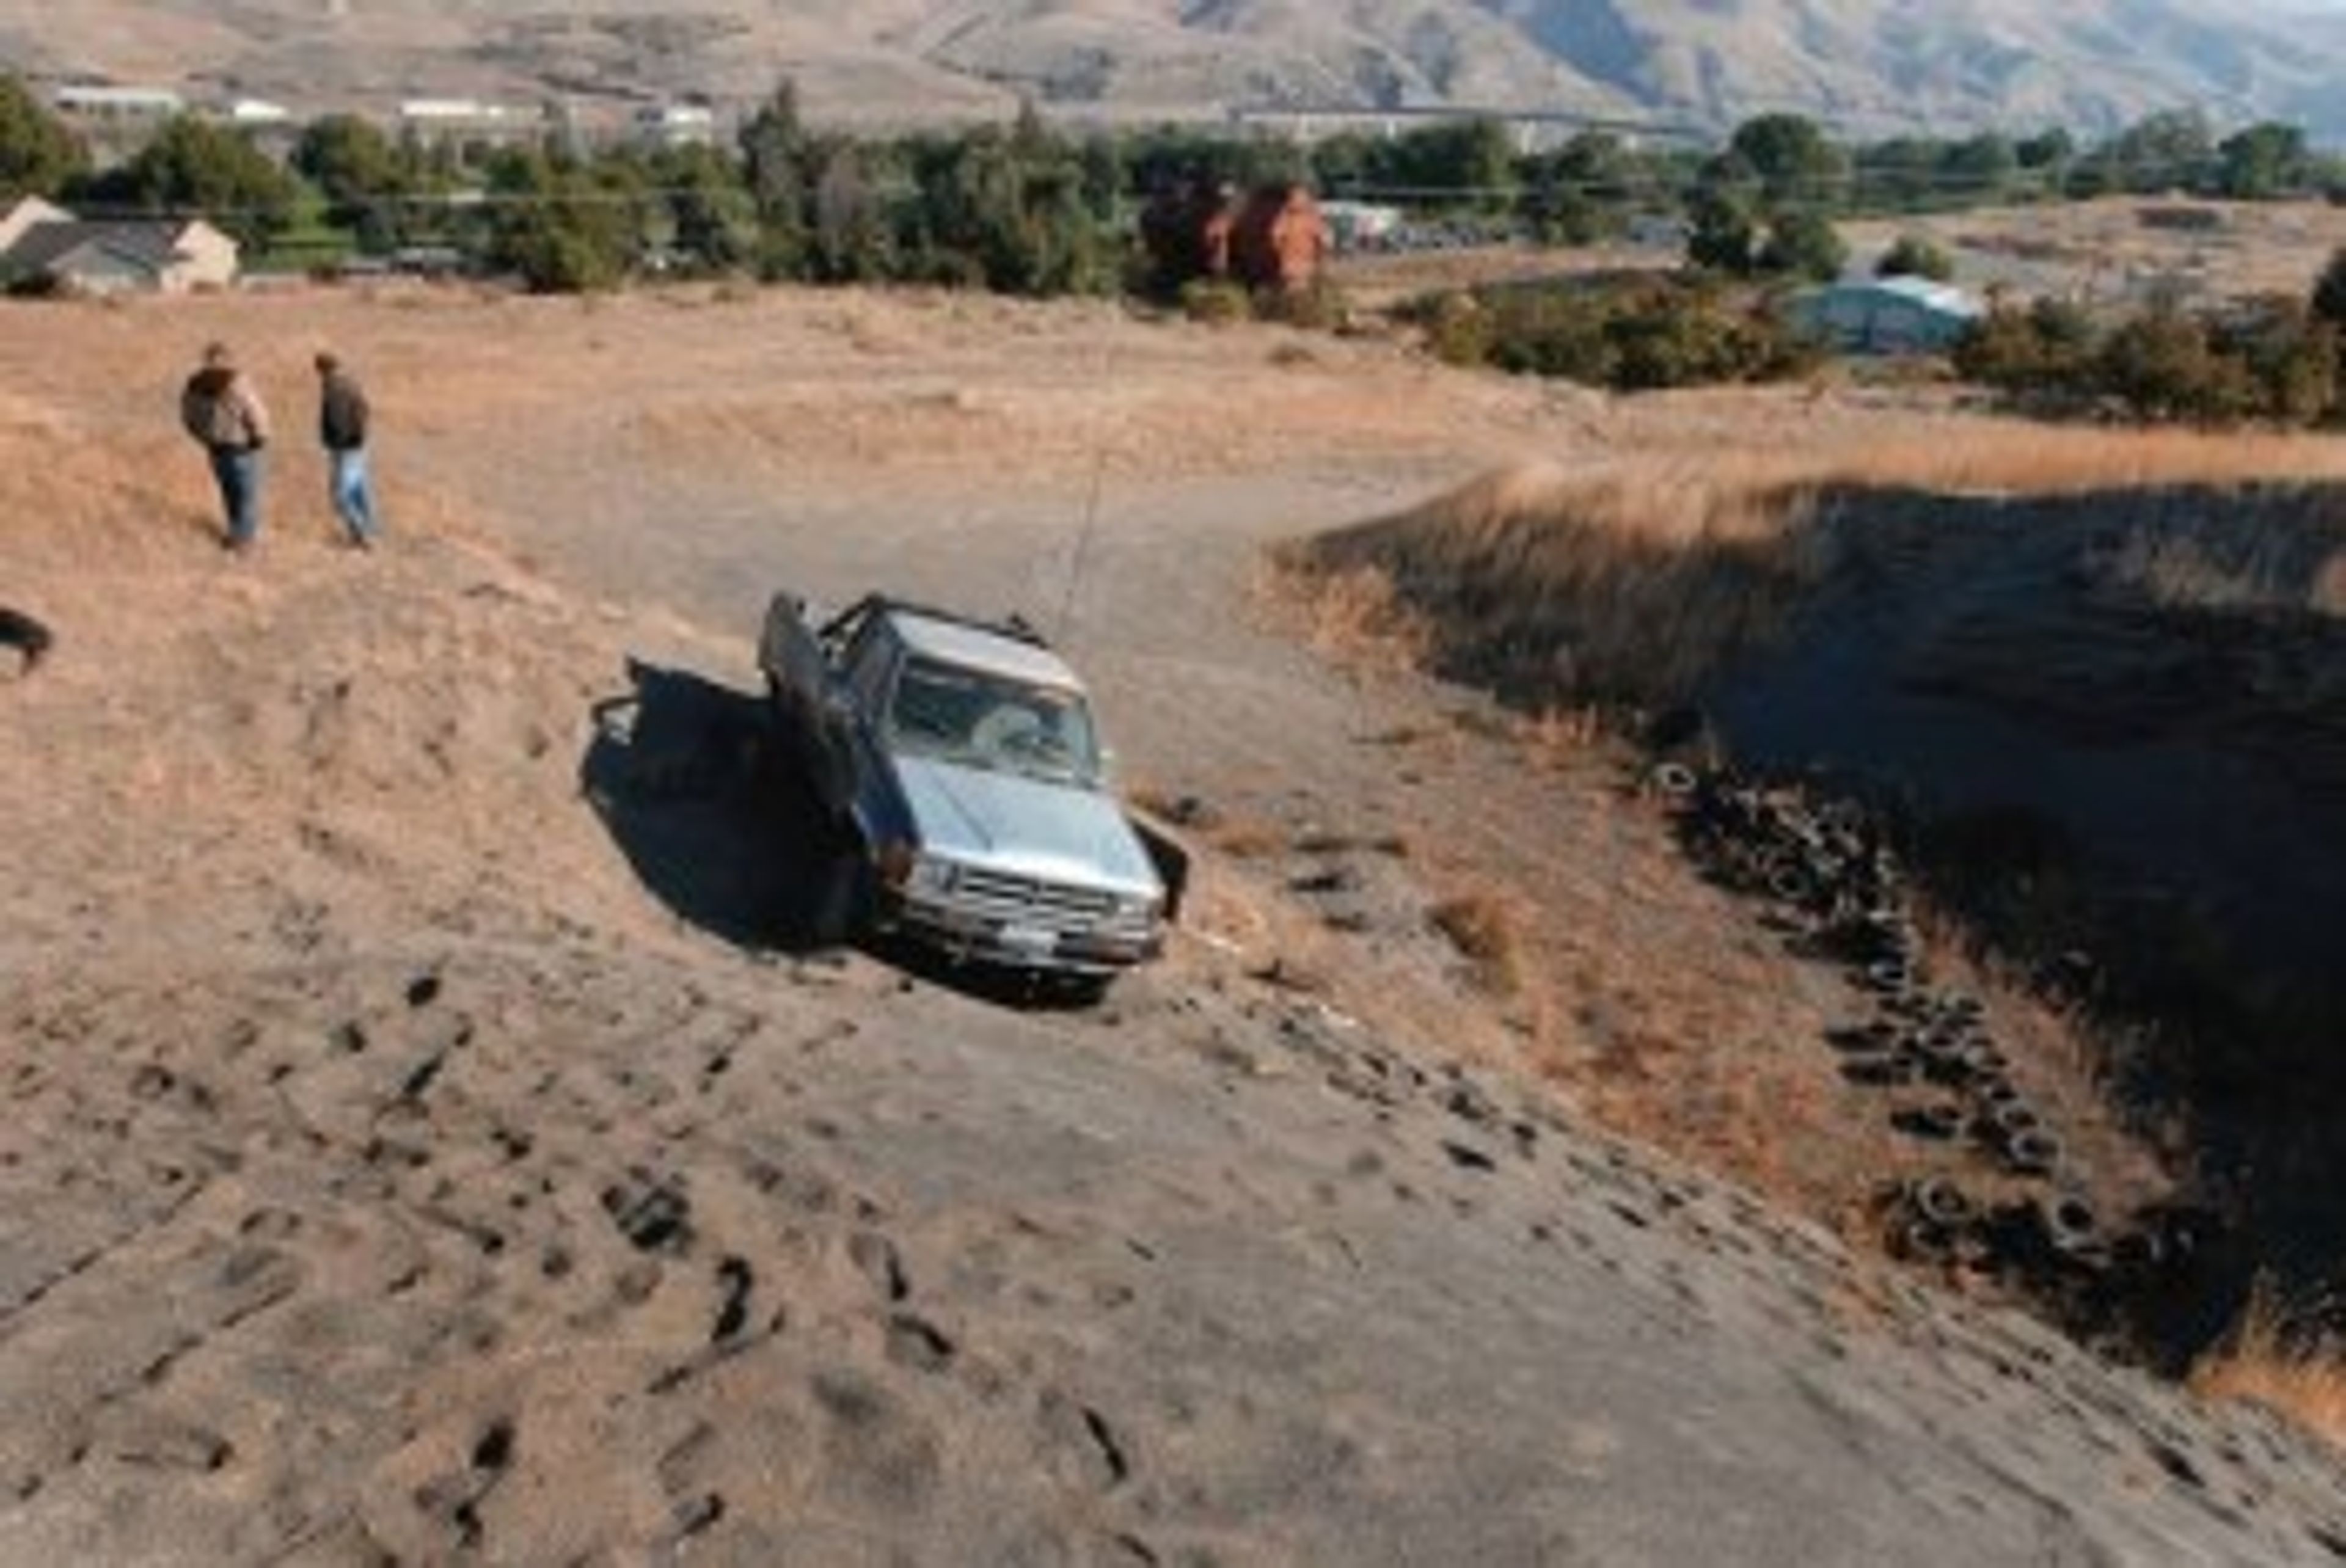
[1141,180,1328,294]
[1227,183,1327,293]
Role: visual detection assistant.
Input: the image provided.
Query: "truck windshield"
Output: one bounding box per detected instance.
[886,656,1102,786]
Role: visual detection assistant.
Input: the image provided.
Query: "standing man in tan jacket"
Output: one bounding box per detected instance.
[179,341,272,553]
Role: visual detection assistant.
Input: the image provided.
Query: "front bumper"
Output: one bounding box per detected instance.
[878,890,1163,976]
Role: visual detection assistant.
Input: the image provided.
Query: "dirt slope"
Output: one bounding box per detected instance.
[1286,456,2346,1355]
[6,285,2346,1562]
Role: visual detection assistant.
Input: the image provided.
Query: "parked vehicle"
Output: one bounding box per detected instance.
[758,593,1176,988]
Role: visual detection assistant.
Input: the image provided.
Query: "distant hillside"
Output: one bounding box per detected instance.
[4,0,2345,141]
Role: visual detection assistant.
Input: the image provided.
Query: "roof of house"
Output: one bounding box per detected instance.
[1,219,226,277]
[1810,275,1982,317]
[3,221,177,275]
[1,195,73,229]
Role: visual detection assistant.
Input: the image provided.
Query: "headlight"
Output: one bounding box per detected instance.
[905,855,960,897]
[1116,894,1161,922]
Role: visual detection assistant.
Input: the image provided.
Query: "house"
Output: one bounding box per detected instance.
[1140,180,1329,294]
[1786,275,1983,355]
[0,208,240,295]
[1227,184,1327,293]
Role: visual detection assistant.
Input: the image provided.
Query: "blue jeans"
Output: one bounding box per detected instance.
[328,447,379,543]
[208,446,263,547]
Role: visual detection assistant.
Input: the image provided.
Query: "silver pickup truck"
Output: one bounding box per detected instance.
[759,593,1175,987]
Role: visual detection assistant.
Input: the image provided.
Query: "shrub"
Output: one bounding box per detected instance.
[1411,279,1819,392]
[1416,291,1494,366]
[1953,299,2097,405]
[1178,278,1252,324]
[1877,233,1956,282]
[1430,892,1525,996]
[1256,280,1348,332]
[1957,292,2339,428]
[2311,246,2346,331]
[2212,299,2339,425]
[2096,308,2259,425]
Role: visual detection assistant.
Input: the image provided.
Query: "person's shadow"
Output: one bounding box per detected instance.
[580,657,864,951]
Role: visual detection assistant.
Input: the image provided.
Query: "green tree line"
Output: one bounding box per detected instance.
[6,70,2346,296]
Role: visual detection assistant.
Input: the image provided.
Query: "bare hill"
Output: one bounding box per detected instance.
[7,0,2346,137]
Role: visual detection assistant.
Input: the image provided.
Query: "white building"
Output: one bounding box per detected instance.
[633,103,717,150]
[398,99,542,147]
[54,84,185,125]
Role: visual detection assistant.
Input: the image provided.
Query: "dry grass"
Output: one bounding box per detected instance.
[2093,512,2346,619]
[1277,419,2346,711]
[2191,1283,2346,1452]
[1256,558,1433,676]
[1428,889,1527,997]
[1281,460,1833,705]
[1782,420,2346,498]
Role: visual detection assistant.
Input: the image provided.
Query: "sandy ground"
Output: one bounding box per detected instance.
[6,282,2346,1563]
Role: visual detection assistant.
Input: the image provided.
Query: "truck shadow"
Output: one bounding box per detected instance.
[580,657,865,953]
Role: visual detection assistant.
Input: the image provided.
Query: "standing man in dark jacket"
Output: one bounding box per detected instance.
[179,341,271,553]
[314,350,380,549]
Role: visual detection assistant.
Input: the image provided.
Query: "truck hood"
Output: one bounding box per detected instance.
[895,755,1161,898]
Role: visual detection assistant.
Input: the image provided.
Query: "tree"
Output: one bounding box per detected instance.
[1685,184,1758,275]
[739,79,814,279]
[806,137,897,283]
[1852,136,1940,213]
[1372,117,1516,213]
[1757,208,1846,282]
[1524,131,1637,243]
[1942,133,2017,205]
[90,115,298,249]
[654,143,756,275]
[483,148,636,291]
[293,114,403,206]
[1077,133,1123,225]
[292,113,413,249]
[2217,122,2310,201]
[0,74,84,197]
[905,122,1103,296]
[2015,128,2075,172]
[1728,112,1849,211]
[2098,108,2216,195]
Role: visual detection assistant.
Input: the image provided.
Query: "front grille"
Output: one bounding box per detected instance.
[948,865,1120,929]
